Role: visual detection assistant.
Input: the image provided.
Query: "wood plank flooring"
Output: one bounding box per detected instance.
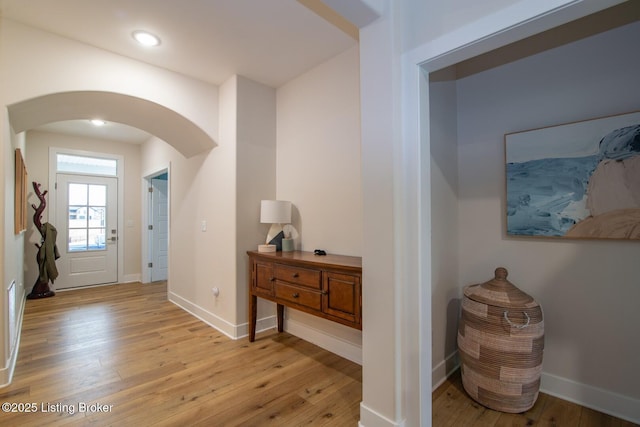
[0,282,361,426]
[2,281,635,426]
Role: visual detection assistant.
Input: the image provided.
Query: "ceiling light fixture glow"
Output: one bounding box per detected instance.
[132,30,161,47]
[90,119,106,126]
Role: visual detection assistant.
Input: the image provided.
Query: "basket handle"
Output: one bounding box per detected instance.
[503,310,530,329]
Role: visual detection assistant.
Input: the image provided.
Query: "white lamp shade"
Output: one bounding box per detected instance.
[260,200,291,224]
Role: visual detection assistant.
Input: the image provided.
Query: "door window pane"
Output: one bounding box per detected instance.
[67,183,107,252]
[89,185,106,205]
[69,206,87,227]
[68,229,87,252]
[88,207,106,228]
[69,183,88,205]
[89,229,106,250]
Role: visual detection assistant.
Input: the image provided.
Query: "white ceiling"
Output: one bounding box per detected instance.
[0,0,358,143]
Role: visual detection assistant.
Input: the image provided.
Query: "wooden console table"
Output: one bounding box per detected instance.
[247,250,362,341]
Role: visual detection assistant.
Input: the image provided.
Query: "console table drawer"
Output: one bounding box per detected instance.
[253,260,275,297]
[248,250,362,342]
[275,282,322,310]
[274,264,321,289]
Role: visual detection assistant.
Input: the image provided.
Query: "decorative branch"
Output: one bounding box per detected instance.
[32,181,48,235]
[28,181,55,299]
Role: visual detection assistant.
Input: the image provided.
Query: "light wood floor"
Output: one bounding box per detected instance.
[3,282,636,426]
[1,282,361,426]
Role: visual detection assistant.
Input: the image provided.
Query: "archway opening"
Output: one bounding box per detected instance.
[7,91,216,158]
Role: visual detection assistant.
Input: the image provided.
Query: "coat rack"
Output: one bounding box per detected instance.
[27,182,57,299]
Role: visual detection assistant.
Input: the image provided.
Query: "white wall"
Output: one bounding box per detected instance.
[401,0,520,51]
[400,0,626,55]
[141,130,238,336]
[429,69,460,387]
[235,75,277,325]
[0,16,26,385]
[359,1,406,424]
[276,46,363,360]
[359,0,630,425]
[140,75,277,338]
[24,131,143,286]
[0,108,6,386]
[455,20,640,418]
[0,17,219,381]
[1,19,218,140]
[277,45,362,257]
[0,117,26,387]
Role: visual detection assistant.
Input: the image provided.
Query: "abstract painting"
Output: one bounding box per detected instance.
[505,111,640,239]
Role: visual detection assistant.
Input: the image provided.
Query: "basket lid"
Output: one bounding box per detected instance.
[463,267,539,309]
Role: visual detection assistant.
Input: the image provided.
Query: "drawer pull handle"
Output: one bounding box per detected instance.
[292,273,299,278]
[292,293,299,298]
[270,277,275,282]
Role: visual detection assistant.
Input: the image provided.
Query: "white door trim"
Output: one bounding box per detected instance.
[141,164,171,284]
[48,147,125,285]
[150,176,168,281]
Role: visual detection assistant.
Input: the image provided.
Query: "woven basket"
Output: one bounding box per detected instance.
[457,267,544,413]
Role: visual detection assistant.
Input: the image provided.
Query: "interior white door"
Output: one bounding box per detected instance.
[55,174,118,289]
[150,177,168,281]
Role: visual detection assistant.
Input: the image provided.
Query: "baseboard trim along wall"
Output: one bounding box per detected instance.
[432,350,460,391]
[0,294,25,388]
[122,274,142,283]
[251,315,278,338]
[168,291,238,340]
[541,372,640,425]
[168,291,363,366]
[432,351,639,424]
[285,318,362,365]
[359,402,405,427]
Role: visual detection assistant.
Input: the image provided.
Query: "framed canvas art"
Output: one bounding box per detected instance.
[14,149,28,234]
[505,111,640,239]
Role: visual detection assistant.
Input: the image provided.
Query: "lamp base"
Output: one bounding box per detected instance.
[258,244,276,253]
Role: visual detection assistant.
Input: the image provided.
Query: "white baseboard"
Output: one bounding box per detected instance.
[168,291,238,340]
[167,292,363,368]
[432,350,460,391]
[431,352,639,424]
[359,402,405,427]
[541,372,640,424]
[247,314,278,338]
[237,314,362,364]
[285,318,362,365]
[121,273,141,283]
[0,295,25,388]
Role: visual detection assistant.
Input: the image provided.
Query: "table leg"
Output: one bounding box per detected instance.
[249,294,257,342]
[277,303,284,333]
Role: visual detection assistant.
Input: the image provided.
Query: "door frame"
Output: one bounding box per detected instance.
[141,165,171,284]
[48,147,125,285]
[54,173,118,288]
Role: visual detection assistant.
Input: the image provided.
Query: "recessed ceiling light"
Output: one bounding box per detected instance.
[132,30,161,47]
[90,119,106,126]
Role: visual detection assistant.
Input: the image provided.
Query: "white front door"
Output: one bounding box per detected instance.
[55,174,118,289]
[150,177,168,281]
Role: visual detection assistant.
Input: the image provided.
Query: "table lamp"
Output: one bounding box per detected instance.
[259,200,291,252]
